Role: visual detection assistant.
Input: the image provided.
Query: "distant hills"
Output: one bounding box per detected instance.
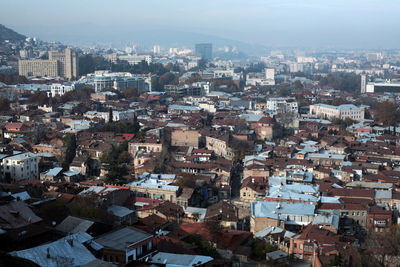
[0,24,26,43]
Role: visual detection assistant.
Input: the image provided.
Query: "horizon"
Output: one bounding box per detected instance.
[1,0,400,51]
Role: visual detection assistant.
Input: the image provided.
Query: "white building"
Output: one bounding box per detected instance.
[289,63,304,73]
[92,72,145,92]
[365,81,400,94]
[85,110,136,123]
[1,152,39,182]
[118,54,152,65]
[213,69,235,78]
[265,68,275,80]
[48,83,75,97]
[266,97,298,115]
[309,104,365,121]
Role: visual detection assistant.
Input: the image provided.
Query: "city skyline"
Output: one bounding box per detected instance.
[1,0,400,49]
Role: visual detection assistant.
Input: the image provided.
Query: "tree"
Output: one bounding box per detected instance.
[122,87,139,99]
[27,92,49,105]
[62,134,76,169]
[204,220,223,244]
[0,96,10,112]
[251,239,277,260]
[376,100,399,126]
[109,107,113,123]
[292,80,304,90]
[276,85,291,97]
[133,114,140,134]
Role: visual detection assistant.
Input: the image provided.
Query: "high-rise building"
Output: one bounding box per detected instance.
[195,43,212,61]
[49,48,79,80]
[361,74,367,94]
[265,68,275,80]
[153,45,161,55]
[18,60,59,77]
[19,48,79,80]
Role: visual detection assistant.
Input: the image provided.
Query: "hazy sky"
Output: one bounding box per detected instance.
[1,0,400,49]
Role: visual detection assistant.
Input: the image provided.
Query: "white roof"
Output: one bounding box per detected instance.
[107,205,134,217]
[251,201,315,219]
[12,191,31,201]
[149,252,213,267]
[11,232,95,267]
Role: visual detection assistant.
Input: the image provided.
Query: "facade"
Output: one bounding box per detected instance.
[205,135,234,160]
[118,54,152,65]
[309,104,365,121]
[361,74,367,94]
[128,139,163,158]
[195,43,212,61]
[49,83,75,97]
[365,81,400,93]
[19,48,78,79]
[171,129,200,148]
[266,97,298,115]
[93,72,145,92]
[1,152,39,182]
[250,201,315,233]
[128,176,179,203]
[94,227,153,265]
[18,59,59,77]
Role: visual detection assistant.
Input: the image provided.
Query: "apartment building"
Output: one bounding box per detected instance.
[18,59,59,77]
[1,152,39,182]
[266,97,298,115]
[19,48,79,79]
[309,104,365,121]
[250,201,315,233]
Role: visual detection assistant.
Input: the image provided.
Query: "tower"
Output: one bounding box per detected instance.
[361,74,367,94]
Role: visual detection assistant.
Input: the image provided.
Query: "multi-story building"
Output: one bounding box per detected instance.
[365,81,400,93]
[118,54,152,65]
[360,74,367,94]
[18,59,59,77]
[250,201,315,233]
[94,227,154,265]
[195,43,212,61]
[92,72,145,92]
[127,175,179,203]
[205,135,234,160]
[1,152,39,182]
[170,129,200,148]
[128,138,164,158]
[309,104,365,121]
[266,97,298,115]
[19,48,79,79]
[48,83,75,97]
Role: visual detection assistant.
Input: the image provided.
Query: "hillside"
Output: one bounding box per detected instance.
[0,24,26,43]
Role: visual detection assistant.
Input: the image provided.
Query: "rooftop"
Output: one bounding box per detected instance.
[251,201,315,219]
[94,227,152,251]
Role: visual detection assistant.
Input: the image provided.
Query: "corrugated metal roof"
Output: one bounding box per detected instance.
[11,232,95,267]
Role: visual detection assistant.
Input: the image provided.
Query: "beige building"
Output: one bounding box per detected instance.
[309,104,364,121]
[18,59,59,77]
[170,129,199,148]
[128,138,163,158]
[128,177,180,203]
[205,135,234,160]
[19,48,79,79]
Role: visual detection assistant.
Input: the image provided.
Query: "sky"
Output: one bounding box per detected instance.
[1,0,400,49]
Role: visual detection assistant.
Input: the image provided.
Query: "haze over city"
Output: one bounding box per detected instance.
[1,1,400,266]
[2,0,400,49]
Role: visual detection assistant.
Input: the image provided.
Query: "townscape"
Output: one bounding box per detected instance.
[0,11,400,267]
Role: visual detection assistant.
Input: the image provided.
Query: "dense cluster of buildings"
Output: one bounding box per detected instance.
[2,29,400,266]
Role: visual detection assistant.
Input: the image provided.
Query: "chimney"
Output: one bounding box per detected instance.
[47,248,50,258]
